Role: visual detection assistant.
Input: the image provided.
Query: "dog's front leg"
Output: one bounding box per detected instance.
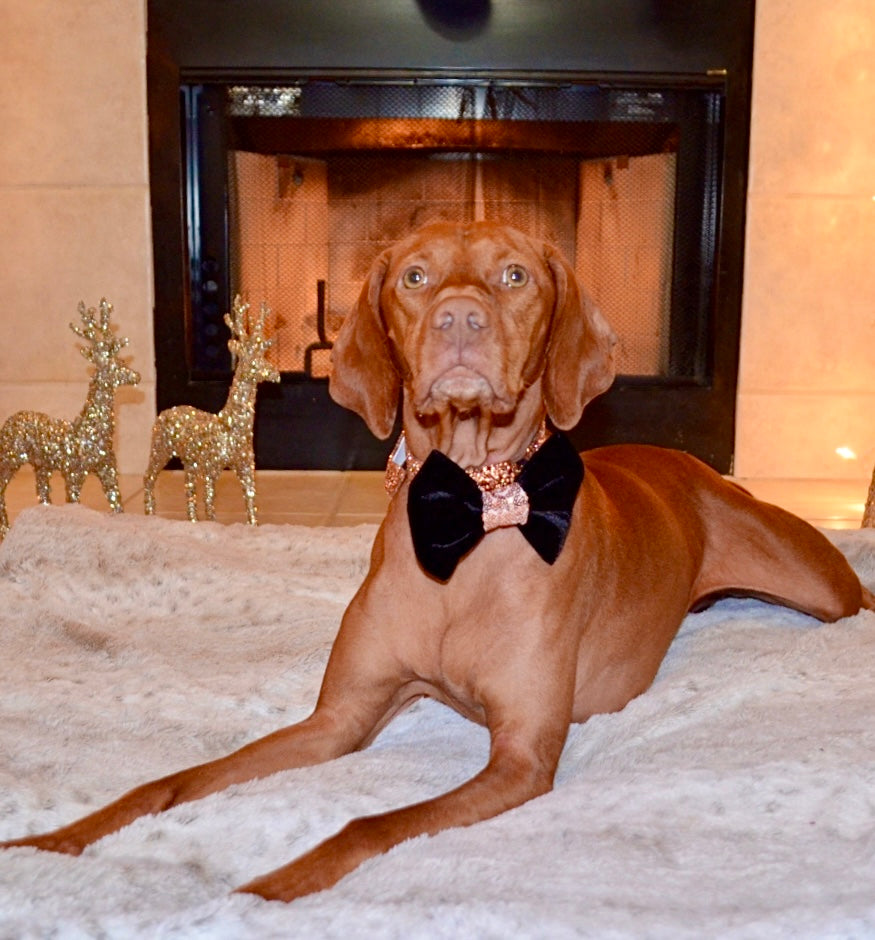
[0,603,406,857]
[236,706,572,902]
[0,706,376,856]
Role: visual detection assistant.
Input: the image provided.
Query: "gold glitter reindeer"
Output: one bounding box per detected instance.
[0,299,140,539]
[144,296,280,524]
[863,468,875,528]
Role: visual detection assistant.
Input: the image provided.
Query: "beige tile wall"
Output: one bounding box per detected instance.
[0,0,872,478]
[736,0,875,478]
[0,0,154,475]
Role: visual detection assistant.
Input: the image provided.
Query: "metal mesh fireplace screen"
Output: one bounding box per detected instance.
[211,80,701,381]
[227,148,676,378]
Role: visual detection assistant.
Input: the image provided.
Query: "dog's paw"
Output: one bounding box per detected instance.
[0,831,86,855]
[235,851,346,903]
[235,869,316,904]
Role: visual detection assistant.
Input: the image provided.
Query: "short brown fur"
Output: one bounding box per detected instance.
[3,222,871,901]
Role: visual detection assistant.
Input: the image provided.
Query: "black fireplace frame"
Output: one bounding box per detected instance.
[147,0,756,472]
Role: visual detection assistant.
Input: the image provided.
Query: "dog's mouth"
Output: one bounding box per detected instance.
[429,368,497,410]
[408,367,524,466]
[414,365,515,416]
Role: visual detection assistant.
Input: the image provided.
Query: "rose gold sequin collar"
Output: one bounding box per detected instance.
[384,421,549,496]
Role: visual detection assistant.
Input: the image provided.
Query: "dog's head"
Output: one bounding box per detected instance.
[329,221,617,441]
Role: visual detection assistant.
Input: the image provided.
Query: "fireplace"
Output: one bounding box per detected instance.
[148,1,755,472]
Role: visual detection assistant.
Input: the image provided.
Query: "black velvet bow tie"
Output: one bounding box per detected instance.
[407,432,584,582]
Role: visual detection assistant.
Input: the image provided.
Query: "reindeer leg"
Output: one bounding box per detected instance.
[34,467,53,505]
[0,463,14,536]
[97,462,123,513]
[144,432,171,516]
[204,474,217,521]
[64,471,85,505]
[184,470,199,522]
[238,463,257,525]
[143,467,157,516]
[0,483,9,537]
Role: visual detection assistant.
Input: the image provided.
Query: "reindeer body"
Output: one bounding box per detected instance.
[0,300,140,539]
[144,298,279,524]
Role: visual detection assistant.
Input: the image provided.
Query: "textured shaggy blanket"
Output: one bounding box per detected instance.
[1,504,875,939]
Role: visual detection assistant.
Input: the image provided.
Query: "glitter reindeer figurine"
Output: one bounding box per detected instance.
[144,296,280,524]
[863,468,875,528]
[0,299,140,539]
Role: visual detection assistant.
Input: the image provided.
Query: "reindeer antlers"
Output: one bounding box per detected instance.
[70,298,130,361]
[224,294,274,359]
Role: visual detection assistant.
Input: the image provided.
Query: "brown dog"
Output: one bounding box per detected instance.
[3,221,872,901]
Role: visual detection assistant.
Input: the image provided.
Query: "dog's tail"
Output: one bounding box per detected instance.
[861,586,875,611]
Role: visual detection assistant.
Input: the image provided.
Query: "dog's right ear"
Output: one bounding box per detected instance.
[542,245,617,430]
[329,252,401,439]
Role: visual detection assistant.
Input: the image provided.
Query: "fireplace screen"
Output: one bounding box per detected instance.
[187,80,719,389]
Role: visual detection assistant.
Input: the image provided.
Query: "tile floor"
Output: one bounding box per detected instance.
[0,466,870,532]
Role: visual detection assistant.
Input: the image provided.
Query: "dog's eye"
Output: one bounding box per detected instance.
[502,264,529,288]
[401,266,427,289]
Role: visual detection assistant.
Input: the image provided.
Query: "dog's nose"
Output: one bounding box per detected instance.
[432,296,489,334]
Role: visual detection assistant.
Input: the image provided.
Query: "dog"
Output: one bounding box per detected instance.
[3,221,872,901]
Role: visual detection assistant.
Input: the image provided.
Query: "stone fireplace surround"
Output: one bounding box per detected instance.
[0,0,872,483]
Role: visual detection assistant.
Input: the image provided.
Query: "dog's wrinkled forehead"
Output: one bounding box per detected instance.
[383,221,548,293]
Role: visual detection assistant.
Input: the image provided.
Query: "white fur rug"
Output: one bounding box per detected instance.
[2,504,875,939]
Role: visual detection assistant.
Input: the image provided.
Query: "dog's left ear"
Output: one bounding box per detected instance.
[329,251,400,439]
[541,245,617,430]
